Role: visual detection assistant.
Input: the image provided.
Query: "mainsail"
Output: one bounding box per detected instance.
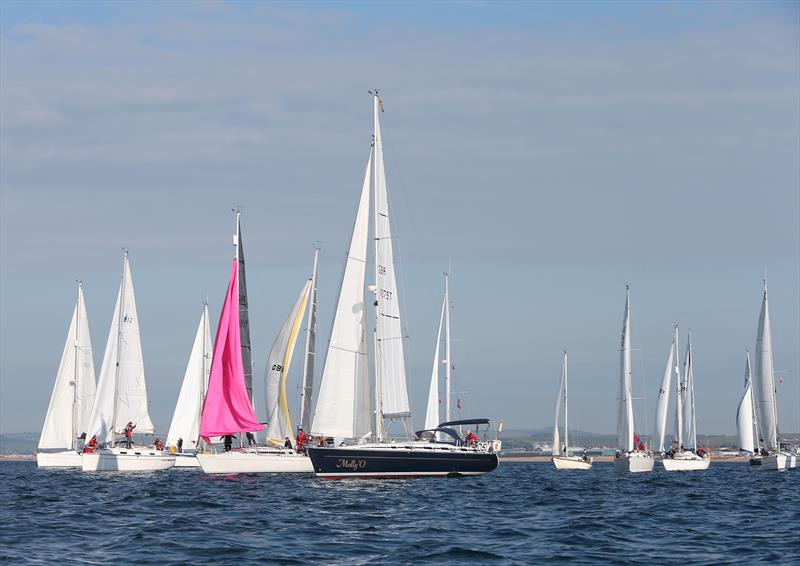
[265,280,312,444]
[552,352,567,456]
[167,304,212,450]
[299,248,319,432]
[311,150,373,442]
[372,94,411,434]
[753,282,779,450]
[617,286,635,452]
[235,212,254,406]
[85,252,154,445]
[682,332,697,450]
[736,352,756,453]
[200,259,264,440]
[39,282,96,450]
[654,325,678,453]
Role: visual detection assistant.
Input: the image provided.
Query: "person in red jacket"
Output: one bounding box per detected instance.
[84,435,98,453]
[295,428,308,453]
[124,422,136,449]
[465,430,478,446]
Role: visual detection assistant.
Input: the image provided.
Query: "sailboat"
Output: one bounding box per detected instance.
[306,93,500,479]
[551,351,592,470]
[656,328,710,471]
[196,215,265,472]
[82,252,175,471]
[749,281,798,471]
[166,302,212,468]
[613,286,654,473]
[37,282,97,468]
[736,351,759,455]
[197,217,316,474]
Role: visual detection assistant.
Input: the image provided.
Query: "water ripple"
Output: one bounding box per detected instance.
[0,461,798,564]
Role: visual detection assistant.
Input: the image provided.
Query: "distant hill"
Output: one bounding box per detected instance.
[0,432,39,454]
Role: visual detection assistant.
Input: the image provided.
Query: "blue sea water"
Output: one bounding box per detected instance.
[1,460,797,565]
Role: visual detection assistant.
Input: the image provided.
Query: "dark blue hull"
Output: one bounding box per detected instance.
[306,445,499,479]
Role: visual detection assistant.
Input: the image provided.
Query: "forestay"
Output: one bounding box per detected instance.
[265,280,311,444]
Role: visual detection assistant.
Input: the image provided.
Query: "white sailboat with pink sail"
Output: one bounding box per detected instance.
[197,214,313,474]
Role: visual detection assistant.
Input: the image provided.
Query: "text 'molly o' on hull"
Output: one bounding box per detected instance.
[307,446,499,479]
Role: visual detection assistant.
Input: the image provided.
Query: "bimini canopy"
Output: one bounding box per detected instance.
[438,418,490,428]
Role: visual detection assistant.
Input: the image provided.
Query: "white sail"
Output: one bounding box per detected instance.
[653,326,677,453]
[311,151,373,442]
[299,248,319,432]
[85,252,155,445]
[552,352,567,456]
[737,352,755,453]
[39,282,96,450]
[753,282,779,450]
[265,280,312,444]
[682,332,697,450]
[424,294,446,431]
[372,94,411,423]
[167,304,211,450]
[617,287,635,452]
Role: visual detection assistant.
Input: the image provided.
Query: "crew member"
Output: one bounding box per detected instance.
[154,438,164,451]
[465,430,478,446]
[224,435,234,452]
[124,422,136,449]
[84,435,98,453]
[284,437,293,449]
[296,428,308,452]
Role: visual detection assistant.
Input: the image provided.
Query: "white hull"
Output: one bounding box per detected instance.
[661,452,710,471]
[198,449,313,474]
[614,451,654,473]
[82,447,175,471]
[37,450,82,468]
[753,452,797,471]
[173,453,200,468]
[552,455,592,470]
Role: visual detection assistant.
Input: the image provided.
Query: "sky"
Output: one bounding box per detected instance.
[1,0,798,439]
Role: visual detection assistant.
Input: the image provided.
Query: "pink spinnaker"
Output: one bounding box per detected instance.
[200,259,264,440]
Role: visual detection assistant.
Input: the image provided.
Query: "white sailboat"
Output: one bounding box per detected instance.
[613,286,654,473]
[166,303,212,468]
[551,351,592,470]
[198,245,317,474]
[307,93,499,479]
[749,281,798,471]
[658,329,710,471]
[82,251,174,471]
[736,351,759,455]
[37,282,97,468]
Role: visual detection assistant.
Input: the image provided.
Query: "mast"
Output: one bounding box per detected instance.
[72,281,82,449]
[444,273,452,423]
[299,246,319,432]
[110,251,127,448]
[563,350,569,454]
[372,104,383,441]
[199,301,209,449]
[685,331,697,450]
[675,327,684,450]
